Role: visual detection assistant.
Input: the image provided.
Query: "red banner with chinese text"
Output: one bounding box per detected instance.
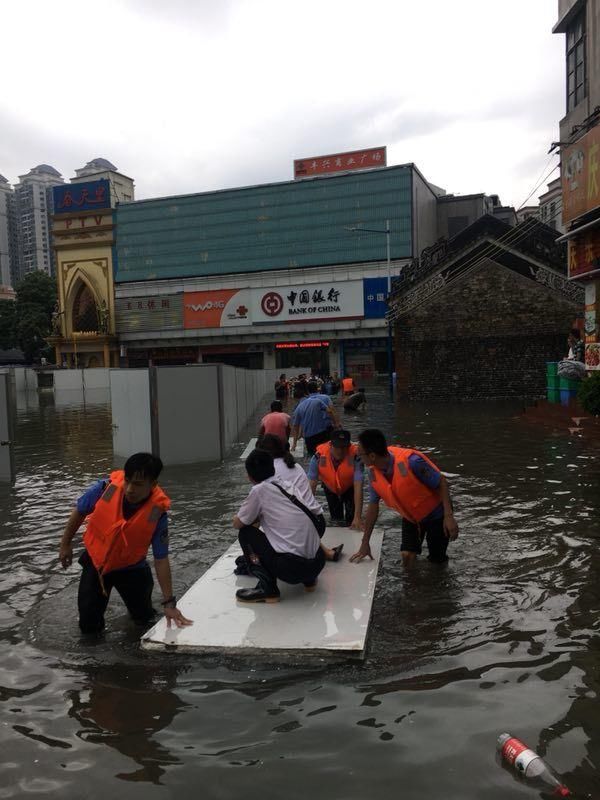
[294,147,386,179]
[568,228,600,279]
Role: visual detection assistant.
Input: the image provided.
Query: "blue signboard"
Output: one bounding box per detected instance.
[363,278,388,319]
[53,178,111,214]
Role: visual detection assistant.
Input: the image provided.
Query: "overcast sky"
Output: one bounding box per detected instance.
[0,0,564,208]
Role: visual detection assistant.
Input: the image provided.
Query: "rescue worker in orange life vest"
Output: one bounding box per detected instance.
[350,429,459,567]
[307,429,364,530]
[58,453,192,634]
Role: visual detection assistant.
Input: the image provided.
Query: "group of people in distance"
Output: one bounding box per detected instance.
[58,376,459,632]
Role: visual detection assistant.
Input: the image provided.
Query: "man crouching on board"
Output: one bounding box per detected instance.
[233,449,326,603]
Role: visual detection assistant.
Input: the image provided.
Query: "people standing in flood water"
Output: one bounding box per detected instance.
[233,449,326,603]
[258,400,291,446]
[291,381,341,457]
[350,429,459,567]
[308,429,364,530]
[58,452,192,633]
[343,387,367,412]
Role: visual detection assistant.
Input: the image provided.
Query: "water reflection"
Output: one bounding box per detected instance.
[66,666,187,784]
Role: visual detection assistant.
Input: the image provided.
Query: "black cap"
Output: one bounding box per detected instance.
[330,429,351,447]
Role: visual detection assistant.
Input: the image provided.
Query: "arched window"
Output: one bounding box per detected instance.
[72,282,99,332]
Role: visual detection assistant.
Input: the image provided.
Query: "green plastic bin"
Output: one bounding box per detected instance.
[547,376,560,390]
[546,362,559,377]
[547,387,561,403]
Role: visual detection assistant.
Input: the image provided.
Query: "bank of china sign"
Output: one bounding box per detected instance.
[183,281,364,329]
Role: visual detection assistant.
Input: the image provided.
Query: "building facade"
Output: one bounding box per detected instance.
[554,0,600,369]
[538,177,565,234]
[51,152,516,377]
[388,215,583,400]
[0,175,18,288]
[112,162,442,378]
[14,164,64,280]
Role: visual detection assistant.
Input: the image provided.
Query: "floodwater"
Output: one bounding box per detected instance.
[1,386,599,799]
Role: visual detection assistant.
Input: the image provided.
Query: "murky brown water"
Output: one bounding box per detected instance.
[1,387,599,798]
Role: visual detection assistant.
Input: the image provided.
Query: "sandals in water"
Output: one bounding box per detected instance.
[331,543,344,562]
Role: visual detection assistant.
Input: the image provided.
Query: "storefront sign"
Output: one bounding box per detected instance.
[562,125,600,224]
[53,179,111,214]
[568,229,600,279]
[294,147,386,179]
[183,289,251,329]
[253,281,363,324]
[585,283,597,343]
[585,342,600,370]
[115,294,183,332]
[275,341,329,349]
[363,278,388,318]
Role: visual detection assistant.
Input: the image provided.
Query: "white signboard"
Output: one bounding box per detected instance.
[251,280,364,324]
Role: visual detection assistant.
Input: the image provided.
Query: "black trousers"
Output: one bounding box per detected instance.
[304,427,333,457]
[77,550,155,633]
[400,516,449,563]
[323,485,355,525]
[238,520,326,587]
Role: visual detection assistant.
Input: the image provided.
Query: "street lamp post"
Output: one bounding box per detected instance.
[345,220,395,394]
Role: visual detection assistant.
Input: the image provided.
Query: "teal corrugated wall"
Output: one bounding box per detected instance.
[115,166,412,283]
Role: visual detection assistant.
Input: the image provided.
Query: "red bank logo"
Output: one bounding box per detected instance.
[261,292,283,317]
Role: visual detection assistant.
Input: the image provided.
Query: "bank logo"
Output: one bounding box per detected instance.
[261,291,283,317]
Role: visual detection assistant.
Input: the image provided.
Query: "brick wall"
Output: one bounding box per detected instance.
[394,260,579,400]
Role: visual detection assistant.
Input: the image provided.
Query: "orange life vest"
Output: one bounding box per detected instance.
[342,377,355,394]
[83,470,170,575]
[316,442,357,495]
[368,446,441,524]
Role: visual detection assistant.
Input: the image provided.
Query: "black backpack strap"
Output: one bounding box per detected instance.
[272,483,321,532]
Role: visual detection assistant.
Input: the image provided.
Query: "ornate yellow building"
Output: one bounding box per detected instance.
[49,160,134,367]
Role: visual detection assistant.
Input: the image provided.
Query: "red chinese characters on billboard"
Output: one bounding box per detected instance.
[568,229,600,279]
[294,147,386,179]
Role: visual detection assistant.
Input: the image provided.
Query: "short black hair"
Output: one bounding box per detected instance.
[271,400,283,412]
[124,452,163,481]
[245,449,275,483]
[358,429,388,457]
[358,388,366,394]
[307,381,318,393]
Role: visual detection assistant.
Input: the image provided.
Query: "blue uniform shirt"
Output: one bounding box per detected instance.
[307,453,364,484]
[77,479,169,569]
[368,452,443,522]
[291,394,333,438]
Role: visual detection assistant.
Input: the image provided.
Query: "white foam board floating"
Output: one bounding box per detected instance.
[240,437,304,459]
[141,527,383,655]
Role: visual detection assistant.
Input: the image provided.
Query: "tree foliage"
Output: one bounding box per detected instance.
[578,372,600,416]
[1,272,57,362]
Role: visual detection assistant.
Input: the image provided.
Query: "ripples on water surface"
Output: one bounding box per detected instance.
[0,388,599,798]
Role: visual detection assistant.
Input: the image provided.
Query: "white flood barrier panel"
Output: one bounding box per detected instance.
[0,371,15,482]
[110,369,153,457]
[240,437,305,460]
[141,527,383,655]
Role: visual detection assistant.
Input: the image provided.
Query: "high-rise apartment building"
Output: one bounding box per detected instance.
[14,164,64,280]
[0,175,18,287]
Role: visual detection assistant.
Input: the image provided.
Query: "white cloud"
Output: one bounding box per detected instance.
[0,0,565,206]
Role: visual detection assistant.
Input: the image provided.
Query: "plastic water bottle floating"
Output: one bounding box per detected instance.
[497,733,571,796]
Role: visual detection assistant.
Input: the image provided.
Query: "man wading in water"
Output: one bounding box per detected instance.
[58,452,192,633]
[350,429,459,567]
